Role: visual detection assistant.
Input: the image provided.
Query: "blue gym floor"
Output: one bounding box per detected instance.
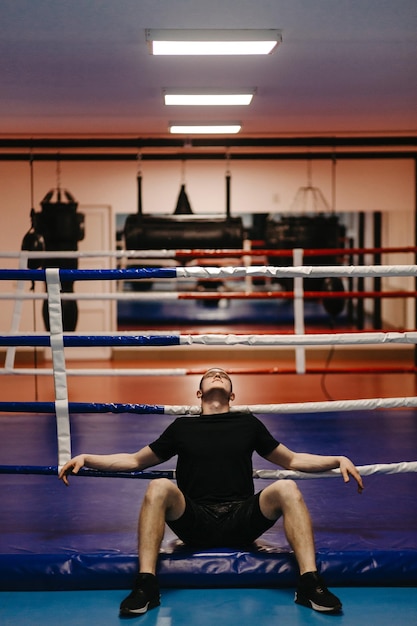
[1,587,417,625]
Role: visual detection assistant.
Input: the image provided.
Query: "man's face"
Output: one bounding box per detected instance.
[198,368,234,399]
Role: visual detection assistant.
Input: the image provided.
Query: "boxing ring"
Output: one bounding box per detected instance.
[0,262,416,595]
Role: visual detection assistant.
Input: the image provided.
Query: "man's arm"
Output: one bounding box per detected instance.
[265,443,364,493]
[58,445,162,486]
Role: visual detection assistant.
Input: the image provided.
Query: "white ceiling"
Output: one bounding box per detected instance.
[0,0,416,139]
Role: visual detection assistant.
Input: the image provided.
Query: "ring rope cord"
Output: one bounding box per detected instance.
[2,245,417,261]
[253,461,417,480]
[0,461,416,479]
[0,264,417,282]
[179,265,417,280]
[45,269,71,469]
[0,290,417,301]
[1,330,417,347]
[166,398,417,414]
[1,396,417,414]
[1,365,417,377]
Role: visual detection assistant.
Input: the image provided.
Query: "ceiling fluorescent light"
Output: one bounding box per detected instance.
[169,123,242,134]
[164,91,254,106]
[146,29,282,55]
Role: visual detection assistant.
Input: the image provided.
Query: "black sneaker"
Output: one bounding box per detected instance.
[119,573,161,616]
[295,571,342,613]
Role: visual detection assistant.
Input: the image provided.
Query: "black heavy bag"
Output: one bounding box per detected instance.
[26,189,85,331]
[321,276,346,317]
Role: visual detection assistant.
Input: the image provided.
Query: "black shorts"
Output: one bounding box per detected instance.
[167,491,277,548]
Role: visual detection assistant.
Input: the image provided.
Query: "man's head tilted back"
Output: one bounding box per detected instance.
[198,368,233,391]
[197,368,235,405]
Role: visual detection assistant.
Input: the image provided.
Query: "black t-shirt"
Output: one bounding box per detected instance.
[149,411,280,504]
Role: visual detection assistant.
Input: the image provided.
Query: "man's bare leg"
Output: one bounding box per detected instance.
[260,481,343,612]
[138,478,186,574]
[259,480,317,575]
[120,479,186,616]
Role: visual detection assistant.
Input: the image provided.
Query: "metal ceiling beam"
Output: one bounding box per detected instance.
[0,151,415,161]
[0,136,416,151]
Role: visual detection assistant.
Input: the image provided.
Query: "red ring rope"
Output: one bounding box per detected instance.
[178,290,416,300]
[172,245,417,259]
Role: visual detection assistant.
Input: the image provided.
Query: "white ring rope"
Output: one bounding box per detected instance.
[0,292,188,301]
[0,290,414,301]
[178,331,417,346]
[176,265,417,279]
[165,397,417,414]
[5,250,180,260]
[253,461,417,480]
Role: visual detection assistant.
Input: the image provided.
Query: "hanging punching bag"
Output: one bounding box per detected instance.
[21,209,45,270]
[31,189,85,332]
[321,276,346,318]
[174,184,193,214]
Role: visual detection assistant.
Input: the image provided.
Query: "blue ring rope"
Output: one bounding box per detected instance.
[0,268,177,281]
[0,401,165,414]
[0,335,181,347]
[0,465,175,478]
